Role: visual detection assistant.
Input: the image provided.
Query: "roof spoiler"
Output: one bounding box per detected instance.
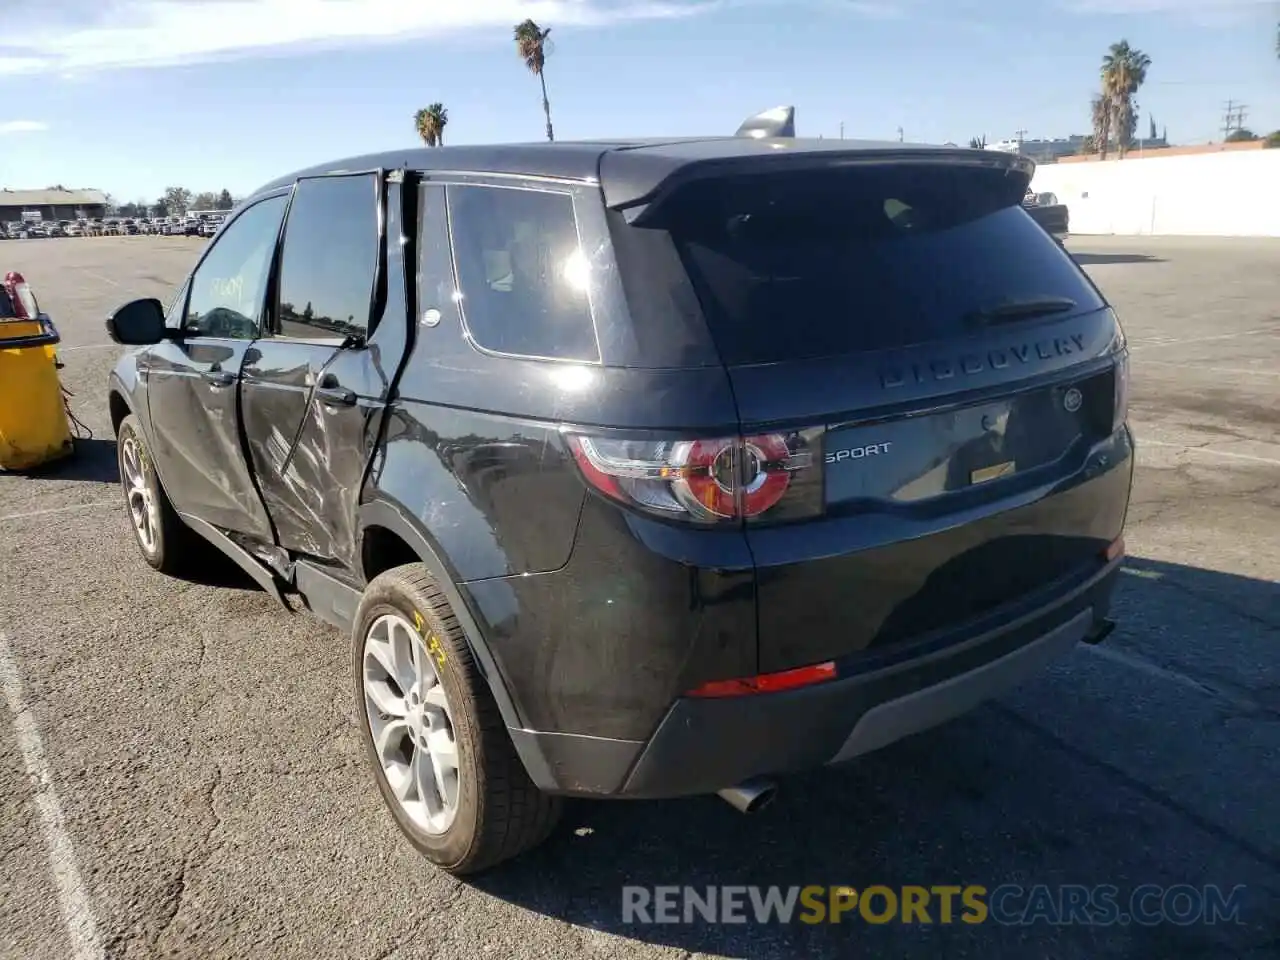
[735,105,795,139]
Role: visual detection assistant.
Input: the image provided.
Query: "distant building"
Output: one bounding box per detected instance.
[0,188,109,223]
[988,132,1170,162]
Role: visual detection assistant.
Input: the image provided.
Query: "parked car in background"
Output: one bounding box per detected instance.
[1023,189,1069,245]
[103,119,1133,876]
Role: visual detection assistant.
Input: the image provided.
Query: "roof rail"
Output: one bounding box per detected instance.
[734,106,795,139]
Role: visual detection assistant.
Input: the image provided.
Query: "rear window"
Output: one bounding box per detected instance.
[646,164,1104,365]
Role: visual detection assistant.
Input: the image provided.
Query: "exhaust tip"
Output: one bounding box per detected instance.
[717,779,778,815]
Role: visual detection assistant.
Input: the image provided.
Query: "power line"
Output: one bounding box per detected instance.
[1221,100,1247,139]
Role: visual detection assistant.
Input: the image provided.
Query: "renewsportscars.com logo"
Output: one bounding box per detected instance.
[621,884,1248,926]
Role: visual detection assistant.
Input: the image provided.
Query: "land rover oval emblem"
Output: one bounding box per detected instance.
[1063,387,1083,413]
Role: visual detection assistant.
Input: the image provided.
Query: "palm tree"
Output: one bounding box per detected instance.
[1101,40,1151,158]
[1091,94,1111,159]
[414,103,448,147]
[514,19,554,142]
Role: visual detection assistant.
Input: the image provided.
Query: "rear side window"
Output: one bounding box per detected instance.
[276,174,378,341]
[447,185,598,362]
[644,165,1105,364]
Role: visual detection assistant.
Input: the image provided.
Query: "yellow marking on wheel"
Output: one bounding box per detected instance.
[427,634,447,668]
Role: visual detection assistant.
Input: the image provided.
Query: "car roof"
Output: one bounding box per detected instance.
[245,135,1009,207]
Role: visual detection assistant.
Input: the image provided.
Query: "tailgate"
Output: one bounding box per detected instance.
[732,328,1128,673]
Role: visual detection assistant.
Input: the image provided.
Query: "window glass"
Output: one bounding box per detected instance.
[277,175,379,341]
[644,165,1105,364]
[164,279,189,326]
[183,195,287,339]
[447,186,598,362]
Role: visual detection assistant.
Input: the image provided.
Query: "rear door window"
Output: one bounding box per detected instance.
[275,174,379,341]
[650,164,1105,364]
[446,185,599,362]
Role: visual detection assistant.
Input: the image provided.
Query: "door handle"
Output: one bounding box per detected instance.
[316,373,356,407]
[204,370,235,387]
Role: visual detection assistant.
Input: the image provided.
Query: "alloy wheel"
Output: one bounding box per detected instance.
[362,613,461,835]
[120,434,158,553]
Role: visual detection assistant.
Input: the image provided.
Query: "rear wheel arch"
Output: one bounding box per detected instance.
[356,502,533,740]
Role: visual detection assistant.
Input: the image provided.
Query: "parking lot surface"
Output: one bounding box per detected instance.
[1,235,1278,959]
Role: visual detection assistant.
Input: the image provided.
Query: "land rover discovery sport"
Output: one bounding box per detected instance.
[105,113,1133,875]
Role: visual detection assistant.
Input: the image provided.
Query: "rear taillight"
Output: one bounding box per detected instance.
[1112,351,1130,432]
[566,430,824,524]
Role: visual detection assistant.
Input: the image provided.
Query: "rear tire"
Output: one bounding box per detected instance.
[352,563,562,875]
[115,414,204,575]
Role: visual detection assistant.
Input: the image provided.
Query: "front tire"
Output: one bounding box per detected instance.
[116,414,201,574]
[352,563,562,875]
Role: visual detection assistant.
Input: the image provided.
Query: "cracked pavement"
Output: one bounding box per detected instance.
[1,235,1278,959]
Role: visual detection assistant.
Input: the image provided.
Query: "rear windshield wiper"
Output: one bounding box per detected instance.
[964,296,1077,326]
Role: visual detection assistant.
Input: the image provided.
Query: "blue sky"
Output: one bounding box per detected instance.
[1,0,1277,203]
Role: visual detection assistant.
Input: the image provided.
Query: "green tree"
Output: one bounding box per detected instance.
[192,192,219,211]
[216,188,233,209]
[1225,128,1258,142]
[514,19,555,142]
[968,135,986,149]
[1090,94,1110,159]
[414,103,448,146]
[1101,40,1151,158]
[1265,130,1280,148]
[163,186,192,216]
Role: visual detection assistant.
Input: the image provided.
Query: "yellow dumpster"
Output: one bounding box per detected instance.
[0,284,75,471]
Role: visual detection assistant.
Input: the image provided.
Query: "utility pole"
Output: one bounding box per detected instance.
[896,126,904,142]
[1221,100,1247,139]
[839,121,844,140]
[1015,128,1027,155]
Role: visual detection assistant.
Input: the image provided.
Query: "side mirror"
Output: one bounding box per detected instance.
[105,298,167,345]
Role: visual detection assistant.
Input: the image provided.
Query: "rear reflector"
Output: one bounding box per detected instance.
[686,661,838,698]
[1103,536,1125,562]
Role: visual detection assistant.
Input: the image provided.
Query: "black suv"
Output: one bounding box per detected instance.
[105,118,1133,875]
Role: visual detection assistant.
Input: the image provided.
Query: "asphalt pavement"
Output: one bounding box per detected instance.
[0,234,1277,959]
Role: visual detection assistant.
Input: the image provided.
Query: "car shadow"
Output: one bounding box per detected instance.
[1071,253,1167,266]
[14,437,121,483]
[467,557,1279,958]
[171,551,262,590]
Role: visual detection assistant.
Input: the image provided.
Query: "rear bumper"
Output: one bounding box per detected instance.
[515,553,1120,798]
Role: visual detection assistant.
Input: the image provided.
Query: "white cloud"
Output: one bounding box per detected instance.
[0,120,49,133]
[1063,0,1269,11]
[0,0,716,76]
